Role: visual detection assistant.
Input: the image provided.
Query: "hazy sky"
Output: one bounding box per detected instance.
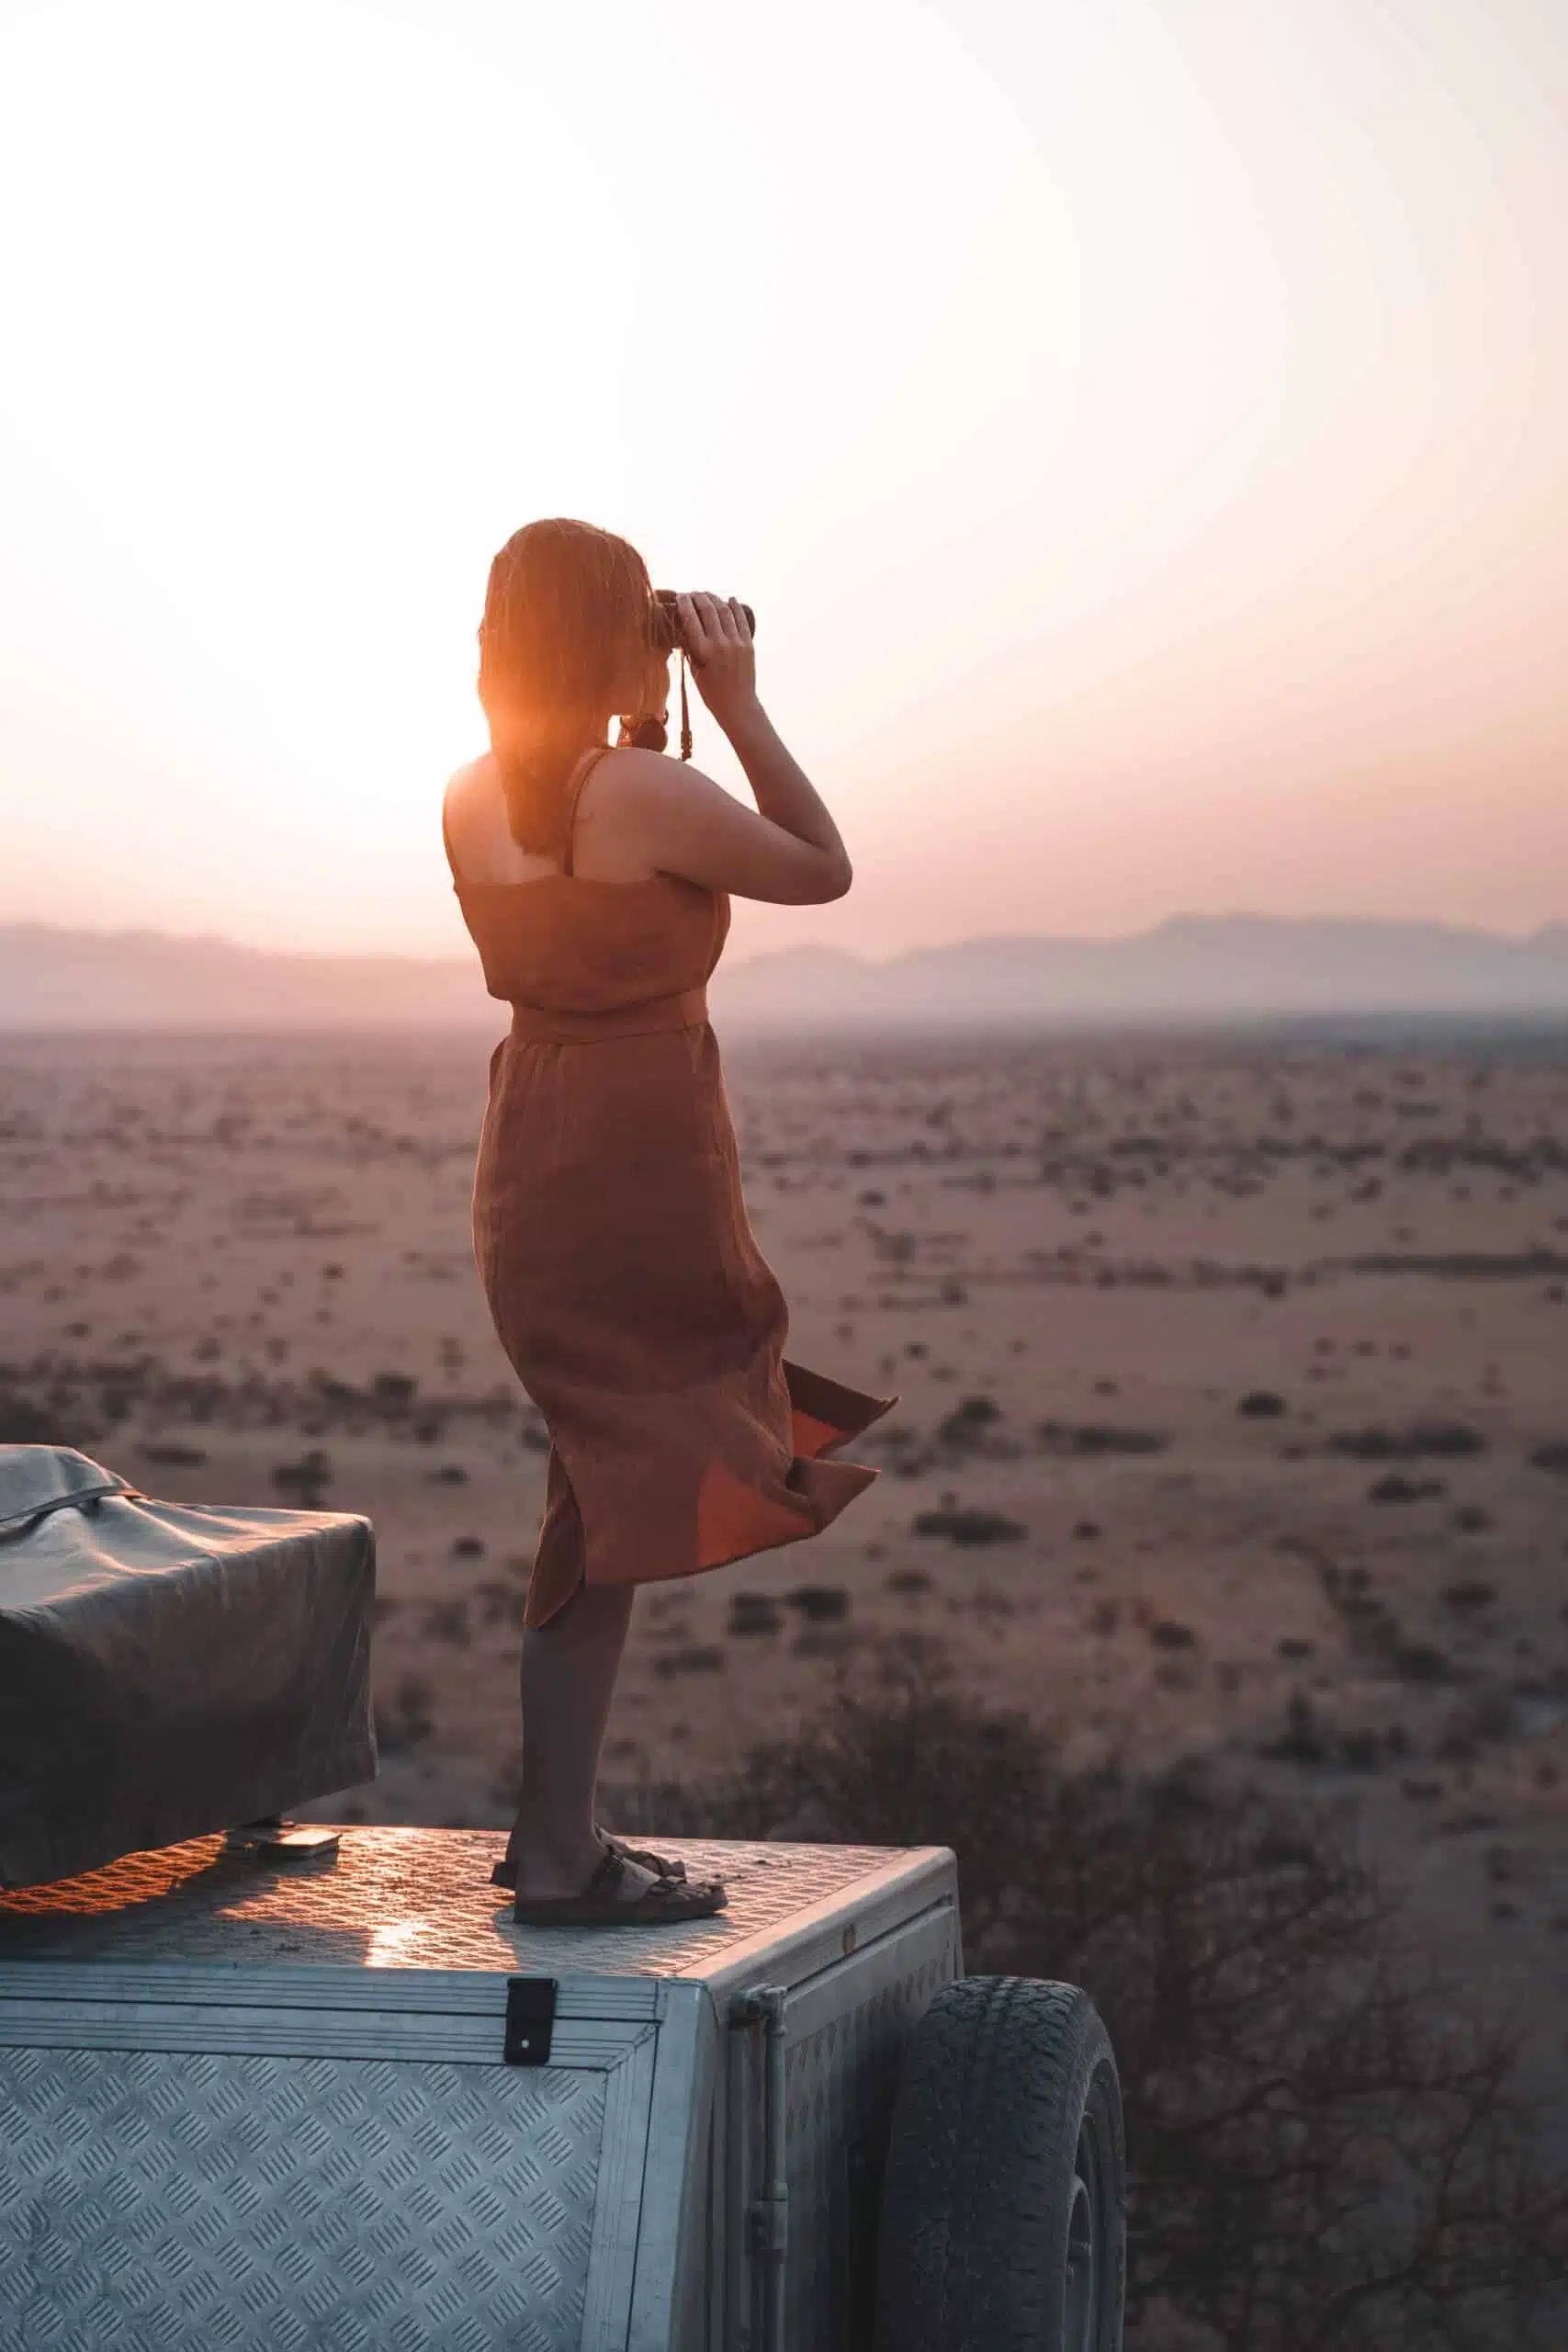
[2,0,1564,963]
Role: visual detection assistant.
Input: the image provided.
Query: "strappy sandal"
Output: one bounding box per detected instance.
[490,1823,688,1891]
[511,1843,728,1928]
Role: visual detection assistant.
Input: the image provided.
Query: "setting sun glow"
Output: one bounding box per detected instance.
[2,0,1564,962]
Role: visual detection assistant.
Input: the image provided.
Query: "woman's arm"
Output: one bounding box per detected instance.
[609,593,852,906]
[724,695,852,880]
[612,740,852,905]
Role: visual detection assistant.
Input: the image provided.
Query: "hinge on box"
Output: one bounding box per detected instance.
[746,2194,788,2258]
[732,1982,789,2349]
[504,1975,557,2064]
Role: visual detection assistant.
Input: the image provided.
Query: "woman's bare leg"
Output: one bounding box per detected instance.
[504,1578,660,1899]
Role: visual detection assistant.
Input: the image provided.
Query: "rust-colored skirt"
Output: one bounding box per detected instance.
[471,989,898,1628]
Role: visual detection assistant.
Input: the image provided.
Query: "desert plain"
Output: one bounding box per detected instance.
[1,1021,1565,2089]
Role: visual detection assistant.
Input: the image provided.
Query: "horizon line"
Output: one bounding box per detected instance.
[4,908,1567,971]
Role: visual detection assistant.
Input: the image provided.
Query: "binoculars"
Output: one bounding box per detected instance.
[647,589,756,665]
[626,592,756,758]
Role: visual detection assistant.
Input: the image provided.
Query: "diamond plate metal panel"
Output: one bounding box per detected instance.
[784,1954,952,2351]
[0,1827,960,2350]
[0,2044,607,2352]
[719,1906,959,2352]
[0,1827,908,1982]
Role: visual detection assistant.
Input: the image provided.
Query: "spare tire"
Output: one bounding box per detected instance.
[873,1974,1125,2352]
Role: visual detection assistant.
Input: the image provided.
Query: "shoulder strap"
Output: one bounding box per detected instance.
[560,744,613,876]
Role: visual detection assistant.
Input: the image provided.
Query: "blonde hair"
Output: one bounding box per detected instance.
[476,517,654,856]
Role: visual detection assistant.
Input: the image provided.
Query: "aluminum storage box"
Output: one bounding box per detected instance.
[0,1824,961,2351]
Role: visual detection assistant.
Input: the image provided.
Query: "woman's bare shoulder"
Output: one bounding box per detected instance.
[588,743,715,805]
[447,744,638,812]
[571,744,708,831]
[443,754,529,881]
[444,752,514,843]
[444,752,494,811]
[591,745,849,905]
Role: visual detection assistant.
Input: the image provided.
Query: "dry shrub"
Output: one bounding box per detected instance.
[604,1643,1568,2351]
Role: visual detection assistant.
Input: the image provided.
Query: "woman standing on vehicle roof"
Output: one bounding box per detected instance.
[442,517,897,1927]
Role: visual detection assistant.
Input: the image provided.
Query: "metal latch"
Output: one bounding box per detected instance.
[504,1976,558,2064]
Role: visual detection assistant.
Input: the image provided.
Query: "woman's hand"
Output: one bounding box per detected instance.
[678,594,759,734]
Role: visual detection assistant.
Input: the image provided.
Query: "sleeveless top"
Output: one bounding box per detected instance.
[442,746,731,1014]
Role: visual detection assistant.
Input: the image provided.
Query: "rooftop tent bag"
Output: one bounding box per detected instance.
[0,1445,377,1890]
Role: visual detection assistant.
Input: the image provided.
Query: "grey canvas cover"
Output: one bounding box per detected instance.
[0,1445,377,1889]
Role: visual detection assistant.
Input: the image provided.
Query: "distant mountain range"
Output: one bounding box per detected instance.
[3,917,1567,1032]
